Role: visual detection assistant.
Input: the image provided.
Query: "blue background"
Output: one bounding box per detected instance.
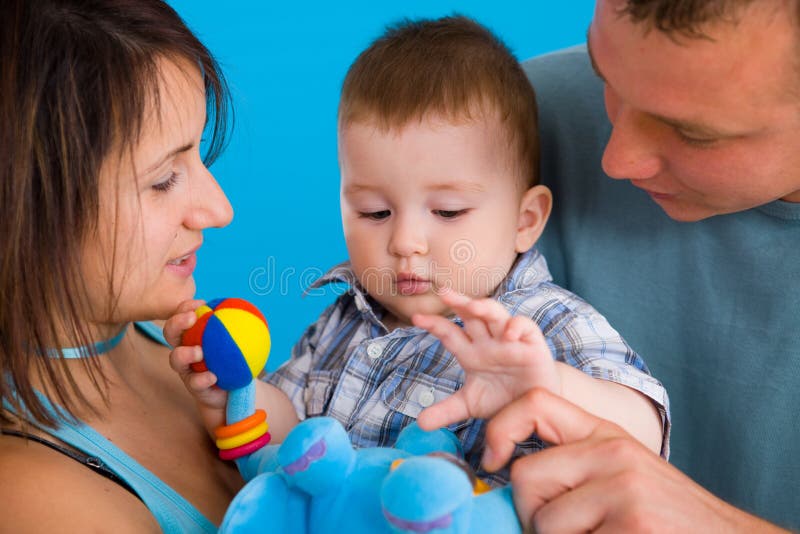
[166,1,595,370]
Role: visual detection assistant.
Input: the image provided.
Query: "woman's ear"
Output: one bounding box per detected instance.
[515,185,553,253]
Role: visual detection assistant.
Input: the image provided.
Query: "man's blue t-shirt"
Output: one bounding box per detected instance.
[524,46,800,529]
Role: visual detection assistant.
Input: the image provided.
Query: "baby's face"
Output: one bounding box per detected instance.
[338,114,527,328]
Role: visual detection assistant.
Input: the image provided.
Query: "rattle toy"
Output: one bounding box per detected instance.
[182,297,272,460]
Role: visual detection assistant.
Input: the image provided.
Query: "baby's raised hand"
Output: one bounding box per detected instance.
[165,299,227,434]
[411,289,560,431]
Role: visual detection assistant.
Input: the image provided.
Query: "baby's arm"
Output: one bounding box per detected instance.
[412,290,662,454]
[165,300,299,443]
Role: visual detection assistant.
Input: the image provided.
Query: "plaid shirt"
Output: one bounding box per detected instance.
[267,248,670,485]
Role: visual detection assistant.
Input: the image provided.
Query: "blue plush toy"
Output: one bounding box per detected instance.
[221,416,521,534]
[189,298,521,534]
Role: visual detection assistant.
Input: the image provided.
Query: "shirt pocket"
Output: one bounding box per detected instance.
[304,369,338,417]
[380,366,469,431]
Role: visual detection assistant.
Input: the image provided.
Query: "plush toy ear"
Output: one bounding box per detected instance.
[277,417,356,496]
[394,421,462,457]
[381,456,473,532]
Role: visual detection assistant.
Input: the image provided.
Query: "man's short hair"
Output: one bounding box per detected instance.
[620,0,794,39]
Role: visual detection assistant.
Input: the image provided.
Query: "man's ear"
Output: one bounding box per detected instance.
[515,185,553,253]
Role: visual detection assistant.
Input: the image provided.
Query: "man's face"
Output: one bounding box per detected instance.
[589,0,800,221]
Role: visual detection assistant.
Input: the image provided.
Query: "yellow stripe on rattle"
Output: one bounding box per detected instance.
[216,421,269,450]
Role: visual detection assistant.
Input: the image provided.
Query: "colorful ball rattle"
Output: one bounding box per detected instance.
[182,297,272,460]
[182,297,271,390]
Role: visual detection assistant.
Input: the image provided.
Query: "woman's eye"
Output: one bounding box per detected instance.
[359,210,391,220]
[434,209,467,219]
[152,172,179,192]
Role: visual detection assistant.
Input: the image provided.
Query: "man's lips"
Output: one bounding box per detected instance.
[631,181,675,200]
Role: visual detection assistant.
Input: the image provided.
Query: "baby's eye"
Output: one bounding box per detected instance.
[152,171,179,192]
[433,209,468,219]
[359,210,391,220]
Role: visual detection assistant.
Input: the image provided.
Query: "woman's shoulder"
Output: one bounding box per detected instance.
[0,432,160,532]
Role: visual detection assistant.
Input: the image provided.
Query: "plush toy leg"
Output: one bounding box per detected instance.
[219,472,309,534]
[468,486,521,534]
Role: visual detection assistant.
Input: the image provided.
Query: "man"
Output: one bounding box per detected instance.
[492,0,799,531]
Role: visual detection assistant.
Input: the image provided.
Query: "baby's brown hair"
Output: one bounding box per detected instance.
[339,15,539,187]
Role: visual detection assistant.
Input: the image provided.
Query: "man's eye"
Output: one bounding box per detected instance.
[434,209,467,219]
[676,130,718,148]
[359,210,391,220]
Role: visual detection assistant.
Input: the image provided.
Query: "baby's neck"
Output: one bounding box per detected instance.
[380,313,411,333]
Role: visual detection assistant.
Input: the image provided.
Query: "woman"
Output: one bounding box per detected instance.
[0,1,240,530]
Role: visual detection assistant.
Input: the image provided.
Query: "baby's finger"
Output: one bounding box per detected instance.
[519,319,549,350]
[504,315,538,342]
[439,290,509,339]
[176,298,205,314]
[163,312,199,348]
[438,290,483,337]
[462,299,510,338]
[416,393,471,431]
[186,370,218,393]
[412,313,472,358]
[461,316,490,342]
[169,345,203,375]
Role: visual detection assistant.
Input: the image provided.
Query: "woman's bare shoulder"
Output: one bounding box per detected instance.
[0,433,160,532]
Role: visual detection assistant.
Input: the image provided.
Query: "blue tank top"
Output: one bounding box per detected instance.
[3,322,217,533]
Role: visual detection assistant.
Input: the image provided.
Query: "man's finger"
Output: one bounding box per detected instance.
[482,388,617,470]
[516,458,613,532]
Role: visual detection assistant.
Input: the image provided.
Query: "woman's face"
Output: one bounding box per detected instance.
[81,58,233,326]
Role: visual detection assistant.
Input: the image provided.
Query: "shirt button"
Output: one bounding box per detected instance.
[366,342,383,360]
[419,389,435,407]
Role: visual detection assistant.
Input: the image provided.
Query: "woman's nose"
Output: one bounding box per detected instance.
[184,163,234,230]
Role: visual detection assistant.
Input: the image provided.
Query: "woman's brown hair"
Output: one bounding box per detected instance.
[0,0,232,427]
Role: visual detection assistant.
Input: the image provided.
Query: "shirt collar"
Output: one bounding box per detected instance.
[491,247,553,297]
[308,247,552,324]
[308,261,385,326]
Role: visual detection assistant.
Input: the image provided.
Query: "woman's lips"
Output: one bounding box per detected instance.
[166,251,197,277]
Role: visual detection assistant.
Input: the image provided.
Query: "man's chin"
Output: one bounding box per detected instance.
[651,197,715,222]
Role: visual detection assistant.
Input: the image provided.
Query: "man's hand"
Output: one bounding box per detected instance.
[484,388,787,533]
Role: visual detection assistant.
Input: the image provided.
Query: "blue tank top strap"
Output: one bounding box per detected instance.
[7,392,216,533]
[3,371,216,533]
[134,321,171,348]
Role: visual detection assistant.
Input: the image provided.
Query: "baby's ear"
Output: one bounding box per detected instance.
[515,185,552,253]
